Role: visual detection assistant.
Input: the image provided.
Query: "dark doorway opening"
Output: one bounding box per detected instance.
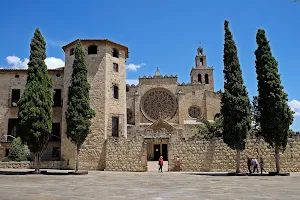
[153,144,160,161]
[162,144,168,161]
[153,143,168,161]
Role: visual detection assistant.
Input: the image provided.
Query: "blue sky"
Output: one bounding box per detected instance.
[0,0,299,130]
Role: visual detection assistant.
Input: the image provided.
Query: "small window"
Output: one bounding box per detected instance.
[113,85,119,99]
[15,74,19,78]
[11,89,20,106]
[5,149,9,157]
[112,48,119,58]
[51,123,61,141]
[56,73,61,77]
[52,147,60,158]
[113,63,118,72]
[197,74,202,83]
[200,58,204,67]
[53,89,62,107]
[205,74,209,84]
[7,118,18,141]
[70,48,75,56]
[88,45,97,55]
[112,117,119,137]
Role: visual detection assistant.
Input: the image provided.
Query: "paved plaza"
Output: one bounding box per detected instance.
[0,170,300,200]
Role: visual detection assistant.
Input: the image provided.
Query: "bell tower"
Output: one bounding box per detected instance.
[190,46,214,91]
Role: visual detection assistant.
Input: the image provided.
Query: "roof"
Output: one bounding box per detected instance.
[0,67,64,72]
[62,39,129,58]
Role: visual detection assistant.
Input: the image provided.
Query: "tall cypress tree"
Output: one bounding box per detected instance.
[17,28,53,172]
[254,29,294,173]
[65,41,95,172]
[221,20,252,173]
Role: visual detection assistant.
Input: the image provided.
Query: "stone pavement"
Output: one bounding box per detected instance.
[0,170,300,200]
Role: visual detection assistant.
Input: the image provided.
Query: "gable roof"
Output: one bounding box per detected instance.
[62,39,129,58]
[148,118,176,132]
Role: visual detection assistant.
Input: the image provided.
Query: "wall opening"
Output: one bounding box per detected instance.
[205,74,209,84]
[112,48,119,58]
[88,45,97,55]
[197,74,202,83]
[200,58,203,67]
[11,89,20,106]
[53,89,62,107]
[113,63,118,72]
[7,118,18,141]
[112,116,119,137]
[113,85,119,99]
[70,48,75,56]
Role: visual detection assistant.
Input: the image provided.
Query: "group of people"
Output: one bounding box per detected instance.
[247,157,266,174]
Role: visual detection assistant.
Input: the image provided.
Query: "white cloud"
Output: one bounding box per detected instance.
[126,63,145,71]
[288,100,300,116]
[126,79,139,85]
[4,56,64,69]
[6,56,29,69]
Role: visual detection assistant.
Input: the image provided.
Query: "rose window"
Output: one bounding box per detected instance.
[188,106,201,118]
[141,88,177,121]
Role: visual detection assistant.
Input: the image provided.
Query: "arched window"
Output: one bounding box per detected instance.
[70,48,75,56]
[197,74,202,83]
[112,48,119,58]
[200,58,203,67]
[88,45,97,55]
[205,74,209,84]
[112,85,119,99]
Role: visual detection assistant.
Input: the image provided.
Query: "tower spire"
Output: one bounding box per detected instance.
[154,67,162,77]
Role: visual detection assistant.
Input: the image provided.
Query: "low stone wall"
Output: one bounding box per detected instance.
[168,137,300,172]
[105,137,147,171]
[0,161,70,169]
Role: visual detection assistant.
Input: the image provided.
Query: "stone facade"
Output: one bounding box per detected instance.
[2,38,298,173]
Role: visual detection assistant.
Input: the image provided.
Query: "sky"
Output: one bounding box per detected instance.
[0,0,299,130]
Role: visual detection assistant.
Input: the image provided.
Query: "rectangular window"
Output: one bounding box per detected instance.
[7,118,18,141]
[51,123,61,141]
[112,85,119,99]
[11,89,20,106]
[112,117,119,137]
[53,89,62,107]
[52,147,60,158]
[113,63,118,72]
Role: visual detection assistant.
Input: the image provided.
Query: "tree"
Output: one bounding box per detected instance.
[6,137,28,162]
[254,29,294,173]
[198,117,223,140]
[221,20,252,173]
[65,41,95,172]
[17,29,53,172]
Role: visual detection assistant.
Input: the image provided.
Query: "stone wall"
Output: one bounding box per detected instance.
[168,137,300,172]
[105,137,147,171]
[0,161,69,169]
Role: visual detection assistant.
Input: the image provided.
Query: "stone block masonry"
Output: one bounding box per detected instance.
[168,137,300,172]
[105,137,147,172]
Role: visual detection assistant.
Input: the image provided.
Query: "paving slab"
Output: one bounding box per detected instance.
[0,170,299,200]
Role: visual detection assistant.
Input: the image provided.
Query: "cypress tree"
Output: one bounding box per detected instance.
[17,28,53,172]
[65,41,95,172]
[221,20,252,173]
[254,29,294,173]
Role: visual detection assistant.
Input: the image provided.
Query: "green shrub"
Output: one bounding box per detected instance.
[7,137,27,162]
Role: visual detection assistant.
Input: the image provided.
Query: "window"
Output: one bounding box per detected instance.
[205,74,209,84]
[52,147,60,158]
[56,73,61,78]
[53,89,62,107]
[112,117,119,137]
[51,123,61,141]
[5,149,9,157]
[197,74,202,83]
[11,89,20,106]
[7,119,18,141]
[112,48,119,58]
[200,58,203,67]
[88,45,97,55]
[70,48,75,56]
[113,85,119,99]
[15,74,19,78]
[113,63,118,72]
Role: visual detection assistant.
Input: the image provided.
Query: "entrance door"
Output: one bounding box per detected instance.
[162,144,168,161]
[153,144,161,161]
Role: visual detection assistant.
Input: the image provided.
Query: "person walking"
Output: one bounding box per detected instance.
[252,158,259,173]
[158,156,163,172]
[260,157,266,174]
[247,157,252,174]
